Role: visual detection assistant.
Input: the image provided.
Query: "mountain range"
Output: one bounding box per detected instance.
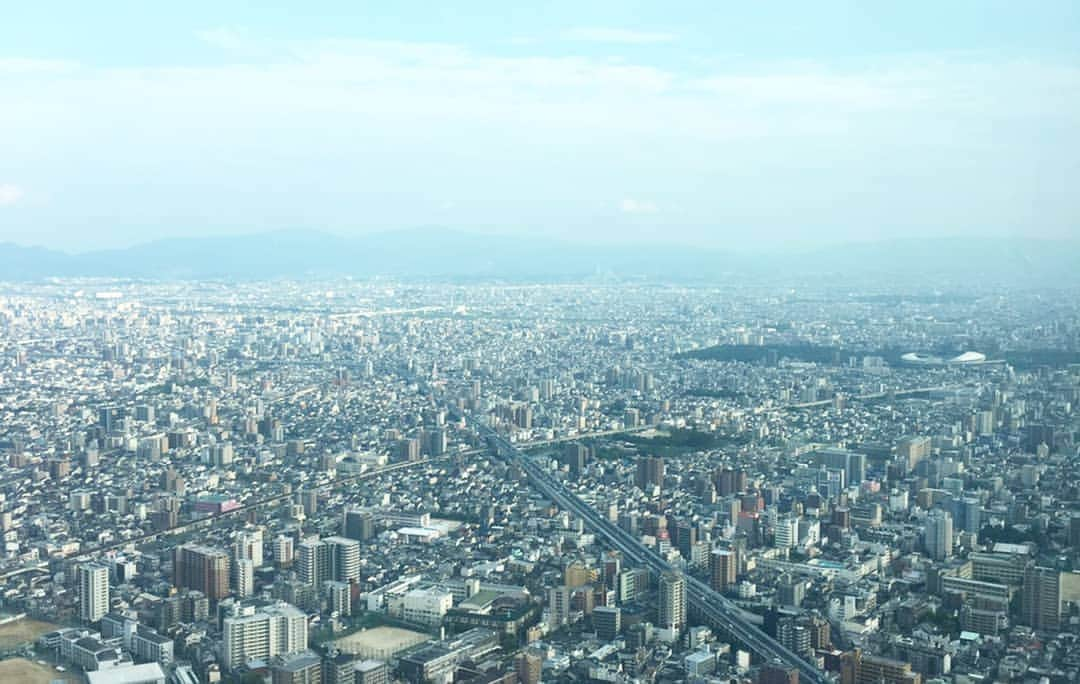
[1,228,1076,284]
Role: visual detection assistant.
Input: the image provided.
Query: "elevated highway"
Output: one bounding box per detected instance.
[472,420,829,684]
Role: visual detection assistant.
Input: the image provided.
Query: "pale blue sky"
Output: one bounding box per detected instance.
[1,1,1078,250]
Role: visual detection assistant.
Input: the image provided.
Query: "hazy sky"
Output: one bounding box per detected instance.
[1,1,1078,251]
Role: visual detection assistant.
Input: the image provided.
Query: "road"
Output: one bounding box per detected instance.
[470,418,829,684]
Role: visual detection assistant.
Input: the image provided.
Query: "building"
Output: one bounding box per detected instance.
[222,603,308,671]
[402,587,453,627]
[325,536,361,584]
[774,515,798,550]
[514,650,542,684]
[298,537,331,587]
[971,552,1027,586]
[271,650,321,684]
[759,662,799,684]
[897,436,931,472]
[355,659,389,684]
[658,572,686,634]
[131,625,174,665]
[841,649,921,684]
[548,585,572,627]
[327,581,352,617]
[953,497,982,533]
[274,534,294,568]
[923,510,953,561]
[298,536,361,588]
[344,507,377,541]
[636,456,664,490]
[79,563,111,623]
[322,653,359,684]
[1023,565,1062,631]
[593,606,621,641]
[710,548,737,592]
[173,544,230,601]
[234,530,264,567]
[233,559,255,597]
[86,663,166,684]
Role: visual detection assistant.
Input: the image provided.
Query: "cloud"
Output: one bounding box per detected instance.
[196,27,267,57]
[563,27,676,44]
[0,184,24,206]
[620,198,658,214]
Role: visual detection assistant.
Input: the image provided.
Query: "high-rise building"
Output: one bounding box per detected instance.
[774,515,799,549]
[325,536,361,584]
[658,572,686,634]
[593,606,621,641]
[298,537,360,588]
[897,436,931,472]
[676,520,697,560]
[814,448,866,487]
[323,653,359,684]
[173,544,230,601]
[326,581,352,617]
[923,510,953,561]
[344,507,376,541]
[233,559,255,597]
[78,563,110,623]
[1023,565,1063,631]
[273,535,294,568]
[514,650,542,684]
[636,456,665,490]
[297,538,330,587]
[223,603,308,671]
[549,585,572,627]
[710,549,737,592]
[234,530,264,567]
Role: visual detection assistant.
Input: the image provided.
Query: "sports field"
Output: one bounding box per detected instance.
[0,618,61,649]
[333,625,429,659]
[0,657,81,683]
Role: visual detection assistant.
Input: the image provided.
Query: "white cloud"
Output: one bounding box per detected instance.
[563,27,676,44]
[0,58,79,74]
[196,27,267,57]
[620,198,658,214]
[0,184,24,206]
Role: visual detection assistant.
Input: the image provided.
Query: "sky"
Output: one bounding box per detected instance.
[1,1,1078,251]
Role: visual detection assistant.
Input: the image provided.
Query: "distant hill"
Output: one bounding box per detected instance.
[1,229,1077,284]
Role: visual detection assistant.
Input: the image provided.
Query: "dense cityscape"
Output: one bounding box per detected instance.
[0,279,1077,684]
